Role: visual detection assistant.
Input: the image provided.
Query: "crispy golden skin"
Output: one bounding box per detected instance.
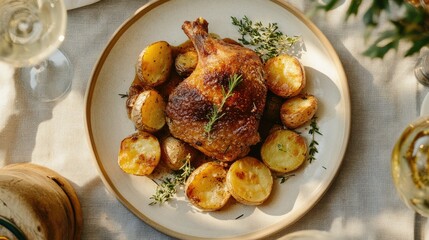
[166,18,266,161]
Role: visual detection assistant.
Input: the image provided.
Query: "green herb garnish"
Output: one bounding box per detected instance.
[277,143,288,153]
[119,93,129,98]
[308,116,322,163]
[277,174,295,184]
[204,74,243,136]
[149,155,193,205]
[231,16,300,62]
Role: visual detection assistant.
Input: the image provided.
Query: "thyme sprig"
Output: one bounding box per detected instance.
[149,155,194,205]
[308,116,322,163]
[231,16,300,62]
[277,174,296,184]
[204,74,243,136]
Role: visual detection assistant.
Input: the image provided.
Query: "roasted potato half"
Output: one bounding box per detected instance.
[185,162,230,211]
[264,54,306,98]
[130,90,166,133]
[226,157,273,205]
[161,136,199,170]
[125,76,147,119]
[118,132,161,176]
[136,41,173,87]
[261,129,307,173]
[280,94,318,129]
[175,50,198,78]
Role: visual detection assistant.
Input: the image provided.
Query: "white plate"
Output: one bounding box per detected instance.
[84,0,351,239]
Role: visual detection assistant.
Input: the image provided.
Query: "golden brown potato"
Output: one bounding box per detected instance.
[174,50,198,77]
[280,94,318,129]
[118,132,161,176]
[226,157,273,205]
[264,54,306,98]
[173,39,195,55]
[130,89,166,133]
[172,36,240,78]
[185,161,231,211]
[126,94,138,119]
[136,41,173,87]
[260,129,307,173]
[268,124,285,135]
[125,75,147,119]
[161,136,199,170]
[130,74,145,89]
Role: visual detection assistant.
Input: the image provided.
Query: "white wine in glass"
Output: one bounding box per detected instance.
[0,0,72,102]
[392,117,429,217]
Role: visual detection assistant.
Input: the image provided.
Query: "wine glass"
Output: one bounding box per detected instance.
[392,117,429,217]
[391,115,429,239]
[0,0,72,102]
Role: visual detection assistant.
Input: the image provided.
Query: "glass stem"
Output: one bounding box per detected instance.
[414,212,427,240]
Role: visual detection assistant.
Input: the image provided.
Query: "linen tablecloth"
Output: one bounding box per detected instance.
[0,0,427,239]
[64,0,100,10]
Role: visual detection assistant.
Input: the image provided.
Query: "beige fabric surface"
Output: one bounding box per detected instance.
[0,0,428,239]
[64,0,100,10]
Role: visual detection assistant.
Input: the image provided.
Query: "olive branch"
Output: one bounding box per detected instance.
[311,0,429,59]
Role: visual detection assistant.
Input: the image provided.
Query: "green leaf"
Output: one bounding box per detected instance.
[345,0,363,19]
[363,39,399,59]
[373,0,389,10]
[311,0,429,59]
[392,0,404,5]
[371,29,398,44]
[405,35,429,56]
[404,5,425,23]
[321,0,340,11]
[362,7,377,26]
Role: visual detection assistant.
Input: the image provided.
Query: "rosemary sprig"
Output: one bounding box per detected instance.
[231,16,300,62]
[204,74,243,136]
[149,155,194,205]
[204,105,225,135]
[308,116,322,163]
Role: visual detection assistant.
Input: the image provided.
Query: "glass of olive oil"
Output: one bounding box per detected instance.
[392,116,429,217]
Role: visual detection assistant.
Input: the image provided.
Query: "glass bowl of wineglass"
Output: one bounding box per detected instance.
[392,116,429,217]
[0,0,72,102]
